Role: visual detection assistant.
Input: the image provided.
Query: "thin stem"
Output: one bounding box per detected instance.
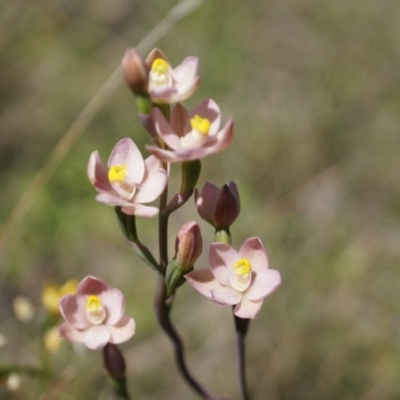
[233,313,251,400]
[154,275,227,400]
[158,176,169,270]
[156,165,227,400]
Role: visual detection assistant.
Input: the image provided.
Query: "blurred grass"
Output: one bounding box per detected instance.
[1,0,400,399]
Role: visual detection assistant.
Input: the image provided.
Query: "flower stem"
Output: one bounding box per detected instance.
[154,275,227,400]
[156,168,228,400]
[233,312,251,400]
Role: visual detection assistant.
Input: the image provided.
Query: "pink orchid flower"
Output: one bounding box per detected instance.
[59,276,135,350]
[146,99,234,163]
[88,138,168,217]
[146,48,200,104]
[185,238,281,319]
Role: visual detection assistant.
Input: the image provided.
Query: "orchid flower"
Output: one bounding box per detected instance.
[88,138,168,217]
[145,48,200,104]
[59,276,136,350]
[185,238,281,319]
[146,99,233,162]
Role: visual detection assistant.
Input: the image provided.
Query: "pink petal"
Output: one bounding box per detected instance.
[246,270,281,301]
[108,315,136,344]
[170,103,189,137]
[195,183,218,222]
[185,269,223,299]
[145,145,181,163]
[87,151,113,193]
[207,119,234,153]
[77,276,109,295]
[108,138,144,184]
[95,193,133,208]
[184,99,221,136]
[144,155,162,178]
[168,77,200,104]
[59,294,90,330]
[239,237,269,273]
[209,243,239,284]
[173,57,199,85]
[234,297,263,319]
[152,108,181,149]
[101,288,125,325]
[134,168,167,203]
[122,203,159,218]
[83,325,111,350]
[210,287,242,305]
[59,322,87,343]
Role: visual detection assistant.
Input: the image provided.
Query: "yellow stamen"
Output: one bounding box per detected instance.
[190,115,211,135]
[150,58,171,88]
[151,58,169,73]
[108,165,127,183]
[86,295,105,324]
[233,258,252,276]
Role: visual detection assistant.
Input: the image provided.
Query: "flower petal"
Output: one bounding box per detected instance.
[246,270,281,301]
[210,287,242,305]
[170,103,189,137]
[239,237,269,273]
[95,193,133,208]
[108,315,136,344]
[121,203,159,218]
[59,322,87,344]
[185,269,223,299]
[108,138,144,184]
[152,108,181,149]
[77,276,109,295]
[234,297,263,319]
[134,168,167,203]
[195,183,218,223]
[209,242,239,284]
[145,145,182,163]
[87,151,113,193]
[168,77,200,103]
[207,118,234,153]
[172,57,199,86]
[59,294,90,330]
[83,325,111,350]
[101,288,125,325]
[144,155,162,178]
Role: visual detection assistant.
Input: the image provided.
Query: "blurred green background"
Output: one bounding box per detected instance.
[1,0,400,398]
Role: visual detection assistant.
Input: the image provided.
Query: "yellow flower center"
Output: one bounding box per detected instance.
[230,258,252,292]
[86,295,106,325]
[190,115,211,135]
[108,165,127,183]
[233,258,252,276]
[150,58,170,86]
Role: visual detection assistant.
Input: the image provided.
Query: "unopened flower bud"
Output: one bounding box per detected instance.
[103,343,126,381]
[195,181,240,229]
[122,48,149,96]
[175,221,202,270]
